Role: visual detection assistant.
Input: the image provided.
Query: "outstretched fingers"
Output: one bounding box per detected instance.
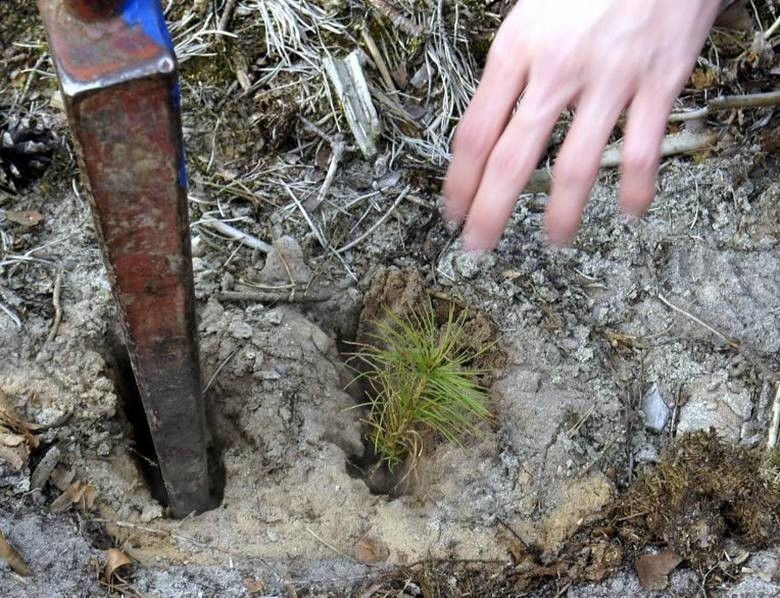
[443,31,529,226]
[544,84,632,244]
[619,84,679,216]
[460,75,574,251]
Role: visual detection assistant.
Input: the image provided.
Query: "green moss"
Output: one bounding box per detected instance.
[614,432,780,566]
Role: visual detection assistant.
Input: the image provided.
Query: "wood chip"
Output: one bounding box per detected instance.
[0,530,31,577]
[4,209,43,227]
[636,549,682,591]
[31,445,61,490]
[323,51,381,158]
[353,535,389,565]
[103,548,133,582]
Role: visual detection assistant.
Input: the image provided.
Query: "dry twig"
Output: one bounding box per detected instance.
[44,268,63,345]
[198,214,273,253]
[525,131,717,193]
[657,293,741,349]
[668,90,780,122]
[768,383,780,450]
[217,0,238,32]
[335,185,411,254]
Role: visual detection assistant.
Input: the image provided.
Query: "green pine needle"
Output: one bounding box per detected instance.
[352,300,493,471]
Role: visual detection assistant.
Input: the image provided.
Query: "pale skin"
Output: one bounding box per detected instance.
[443,0,723,249]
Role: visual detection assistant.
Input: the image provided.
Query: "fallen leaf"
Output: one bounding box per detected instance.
[0,530,31,576]
[50,481,98,512]
[0,433,26,447]
[244,577,267,594]
[353,535,389,565]
[4,210,43,227]
[636,549,682,591]
[690,69,716,90]
[0,396,41,449]
[103,548,133,583]
[49,466,76,492]
[0,444,27,471]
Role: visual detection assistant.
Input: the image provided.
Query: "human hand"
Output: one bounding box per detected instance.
[442,0,722,249]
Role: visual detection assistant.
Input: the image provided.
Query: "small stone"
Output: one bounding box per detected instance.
[677,376,752,441]
[228,318,254,340]
[264,311,284,326]
[635,443,660,464]
[258,236,311,285]
[310,327,331,354]
[140,503,163,523]
[641,383,671,433]
[36,407,66,428]
[437,242,497,282]
[454,250,496,279]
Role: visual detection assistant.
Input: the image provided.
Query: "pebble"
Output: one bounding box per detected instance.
[641,383,671,433]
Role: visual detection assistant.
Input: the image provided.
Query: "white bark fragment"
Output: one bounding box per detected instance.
[324,51,381,158]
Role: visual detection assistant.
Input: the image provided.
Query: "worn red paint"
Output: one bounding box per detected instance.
[64,0,121,20]
[38,0,213,517]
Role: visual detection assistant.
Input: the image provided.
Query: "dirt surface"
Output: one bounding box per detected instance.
[1,0,779,596]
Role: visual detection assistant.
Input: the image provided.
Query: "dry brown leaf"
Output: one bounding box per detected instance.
[635,549,682,591]
[4,210,44,227]
[50,466,76,492]
[0,444,28,471]
[0,433,26,447]
[0,398,41,449]
[50,481,98,512]
[691,69,717,90]
[103,548,133,583]
[244,577,267,594]
[353,535,389,565]
[0,530,32,577]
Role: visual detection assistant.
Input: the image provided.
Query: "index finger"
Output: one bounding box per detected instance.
[461,73,576,251]
[442,30,529,225]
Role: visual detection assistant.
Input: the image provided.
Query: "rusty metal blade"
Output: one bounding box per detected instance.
[38,0,212,517]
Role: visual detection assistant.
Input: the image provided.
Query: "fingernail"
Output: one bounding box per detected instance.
[461,227,490,252]
[443,218,460,235]
[439,201,465,233]
[545,227,573,248]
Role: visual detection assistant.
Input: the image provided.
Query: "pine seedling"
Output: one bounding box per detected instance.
[352,300,492,471]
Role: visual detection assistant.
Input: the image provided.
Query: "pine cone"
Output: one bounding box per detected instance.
[0,112,58,193]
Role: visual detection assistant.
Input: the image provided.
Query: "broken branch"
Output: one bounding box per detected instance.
[669,90,780,122]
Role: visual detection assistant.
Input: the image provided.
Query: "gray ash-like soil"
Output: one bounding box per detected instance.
[2,151,778,596]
